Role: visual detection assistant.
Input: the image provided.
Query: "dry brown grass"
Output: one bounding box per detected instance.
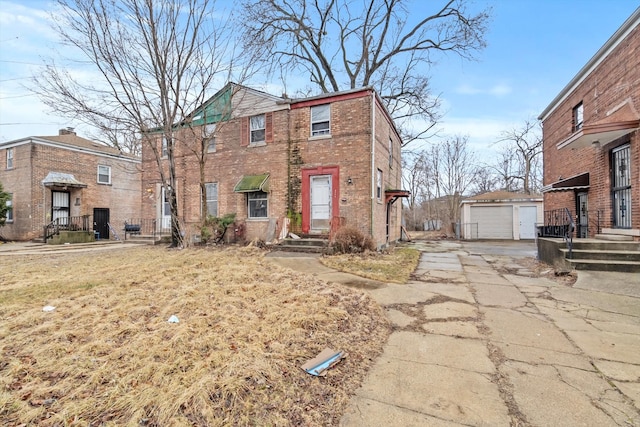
[0,246,389,426]
[320,247,420,283]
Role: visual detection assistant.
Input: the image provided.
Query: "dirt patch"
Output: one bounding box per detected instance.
[489,257,577,287]
[0,246,390,426]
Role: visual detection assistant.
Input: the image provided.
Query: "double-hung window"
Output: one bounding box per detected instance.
[573,102,584,132]
[376,169,383,200]
[97,165,111,185]
[204,124,216,153]
[6,148,14,169]
[248,191,268,218]
[250,115,265,145]
[311,104,330,136]
[204,182,218,217]
[5,193,13,222]
[161,136,168,157]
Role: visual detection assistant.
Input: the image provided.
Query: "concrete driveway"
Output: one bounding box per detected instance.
[269,240,640,426]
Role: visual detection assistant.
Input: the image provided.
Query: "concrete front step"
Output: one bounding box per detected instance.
[281,238,328,247]
[273,237,329,254]
[595,233,634,241]
[561,248,640,262]
[566,258,640,273]
[570,240,640,251]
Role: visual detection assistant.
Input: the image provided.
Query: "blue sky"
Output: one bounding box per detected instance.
[0,0,638,156]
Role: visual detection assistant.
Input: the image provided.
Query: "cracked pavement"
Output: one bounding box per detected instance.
[339,240,640,427]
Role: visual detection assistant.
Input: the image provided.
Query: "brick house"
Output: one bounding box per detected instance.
[0,129,141,241]
[538,9,640,240]
[140,84,406,248]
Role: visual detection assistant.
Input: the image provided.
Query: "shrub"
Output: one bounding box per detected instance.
[200,213,236,244]
[331,226,376,254]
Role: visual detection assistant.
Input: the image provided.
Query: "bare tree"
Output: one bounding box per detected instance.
[471,166,498,195]
[491,119,543,194]
[240,0,490,145]
[403,135,477,231]
[31,0,236,246]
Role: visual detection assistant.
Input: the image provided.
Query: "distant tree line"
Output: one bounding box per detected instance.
[403,119,542,232]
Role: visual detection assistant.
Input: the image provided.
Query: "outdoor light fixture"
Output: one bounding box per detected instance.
[347,177,353,185]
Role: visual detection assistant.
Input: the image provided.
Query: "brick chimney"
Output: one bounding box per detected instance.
[59,127,76,135]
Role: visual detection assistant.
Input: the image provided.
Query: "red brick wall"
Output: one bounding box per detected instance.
[140,90,405,247]
[542,23,639,235]
[0,141,141,241]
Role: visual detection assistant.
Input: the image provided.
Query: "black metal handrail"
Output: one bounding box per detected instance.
[122,218,170,240]
[538,208,575,258]
[44,215,92,243]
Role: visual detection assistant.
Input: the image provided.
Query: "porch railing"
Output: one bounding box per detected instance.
[538,208,575,259]
[44,215,92,243]
[122,218,171,240]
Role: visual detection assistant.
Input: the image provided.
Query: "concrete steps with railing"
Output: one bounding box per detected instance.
[560,239,640,272]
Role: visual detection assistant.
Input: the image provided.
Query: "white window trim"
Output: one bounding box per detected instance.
[203,182,218,217]
[161,136,168,157]
[97,165,111,185]
[250,114,266,145]
[311,104,331,137]
[376,169,383,201]
[247,191,268,219]
[6,194,13,222]
[6,148,14,169]
[204,124,216,153]
[573,102,584,132]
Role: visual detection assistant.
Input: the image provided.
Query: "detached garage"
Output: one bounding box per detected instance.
[460,191,543,240]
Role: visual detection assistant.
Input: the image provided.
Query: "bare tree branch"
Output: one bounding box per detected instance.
[240,0,490,146]
[31,0,239,246]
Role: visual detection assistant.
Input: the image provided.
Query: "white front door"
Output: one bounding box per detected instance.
[161,187,171,232]
[519,206,537,239]
[310,175,331,232]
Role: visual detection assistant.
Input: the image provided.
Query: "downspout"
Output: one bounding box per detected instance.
[370,91,375,240]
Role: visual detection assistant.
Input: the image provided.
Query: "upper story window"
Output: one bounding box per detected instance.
[204,124,216,153]
[376,168,383,200]
[573,102,584,132]
[5,193,13,223]
[389,137,393,167]
[311,104,330,136]
[97,165,111,185]
[204,182,218,217]
[250,114,265,144]
[6,148,14,169]
[161,136,168,157]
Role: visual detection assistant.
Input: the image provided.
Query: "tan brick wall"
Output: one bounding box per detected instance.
[542,23,639,235]
[0,141,141,241]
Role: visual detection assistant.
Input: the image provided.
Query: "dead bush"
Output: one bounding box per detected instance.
[331,226,376,254]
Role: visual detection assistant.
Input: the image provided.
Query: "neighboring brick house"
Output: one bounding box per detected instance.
[0,129,141,241]
[538,9,640,240]
[140,84,406,248]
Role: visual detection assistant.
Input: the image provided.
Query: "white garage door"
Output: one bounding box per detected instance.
[470,206,513,239]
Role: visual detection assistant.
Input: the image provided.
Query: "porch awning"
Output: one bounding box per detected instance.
[541,172,589,193]
[385,189,410,204]
[233,173,270,192]
[42,172,87,188]
[557,120,639,150]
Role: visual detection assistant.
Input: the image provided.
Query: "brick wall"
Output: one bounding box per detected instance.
[140,89,405,247]
[0,140,141,241]
[542,23,639,236]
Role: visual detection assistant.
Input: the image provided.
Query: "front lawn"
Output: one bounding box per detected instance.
[0,246,389,426]
[320,246,420,283]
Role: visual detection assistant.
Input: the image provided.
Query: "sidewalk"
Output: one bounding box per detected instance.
[268,241,640,426]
